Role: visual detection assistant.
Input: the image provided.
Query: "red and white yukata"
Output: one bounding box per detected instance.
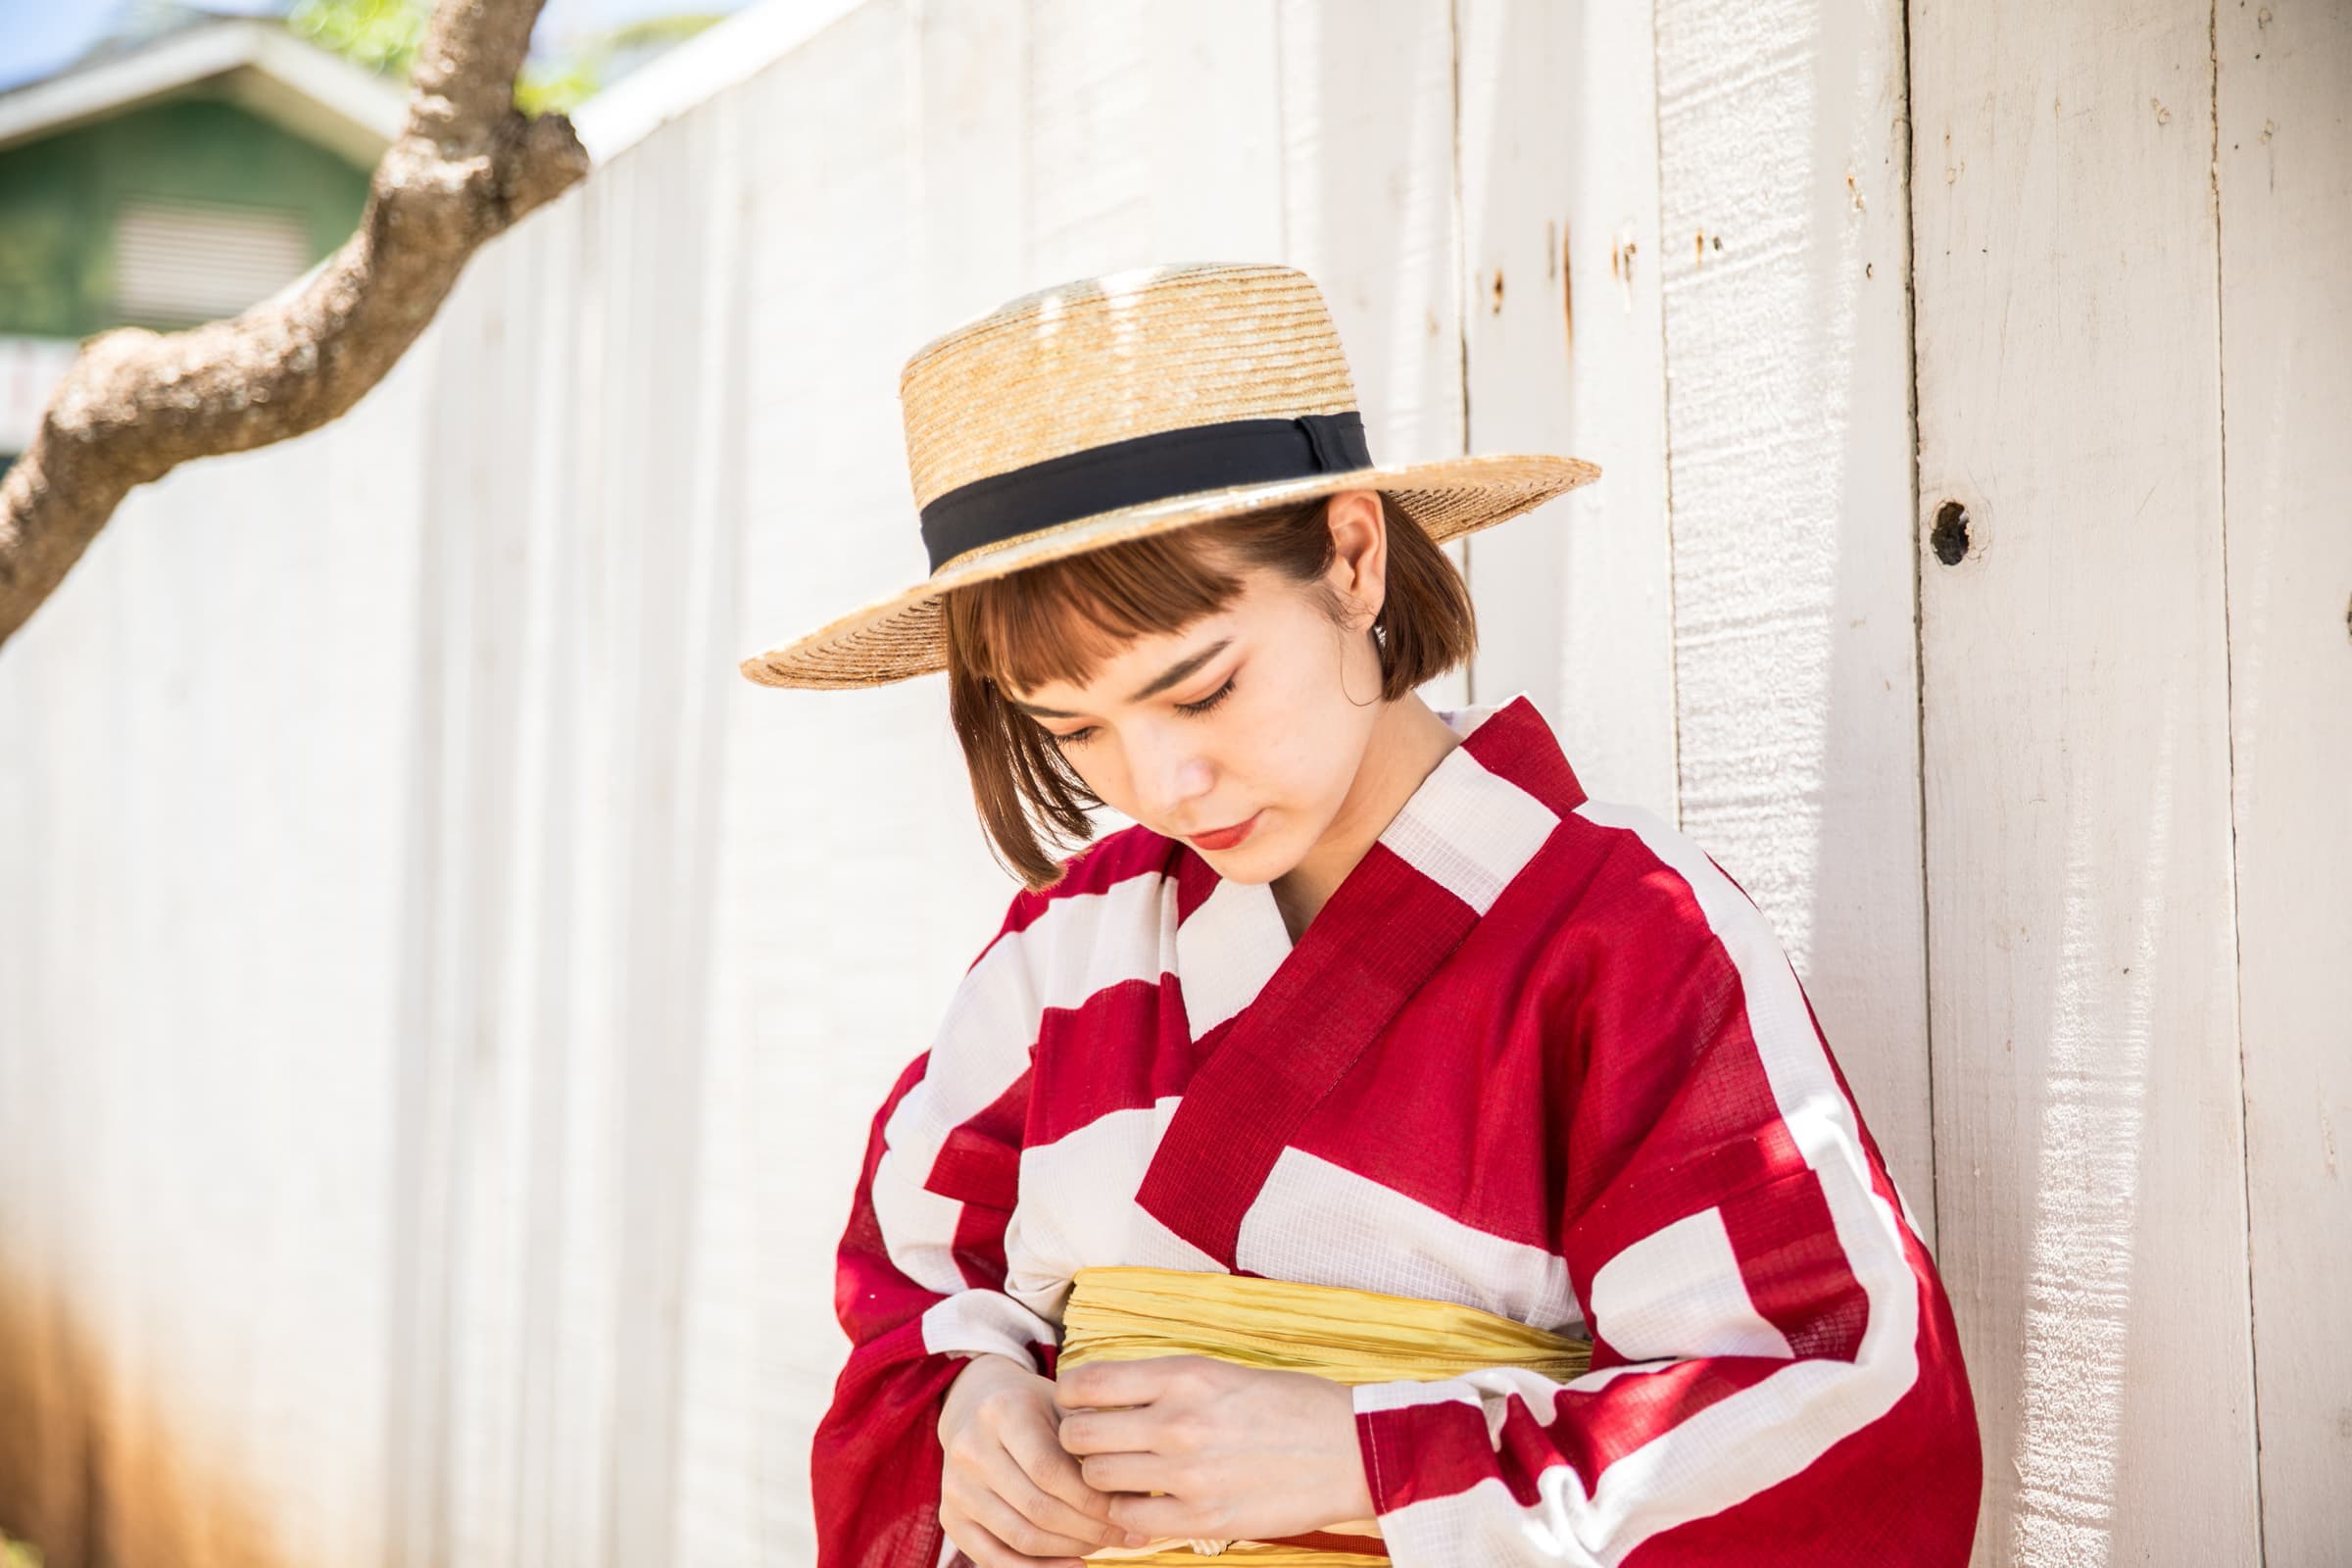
[814,695,1982,1565]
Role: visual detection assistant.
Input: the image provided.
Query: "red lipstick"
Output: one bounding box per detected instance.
[1187,811,1261,852]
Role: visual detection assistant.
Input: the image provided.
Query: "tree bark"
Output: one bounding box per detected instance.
[0,0,590,652]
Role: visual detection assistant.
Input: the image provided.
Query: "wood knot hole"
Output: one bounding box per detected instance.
[1931,501,1971,565]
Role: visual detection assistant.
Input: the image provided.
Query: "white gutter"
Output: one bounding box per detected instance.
[570,0,870,164]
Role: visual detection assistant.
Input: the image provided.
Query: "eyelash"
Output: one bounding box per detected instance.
[1053,676,1237,749]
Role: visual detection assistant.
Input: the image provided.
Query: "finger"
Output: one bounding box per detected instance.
[958,1476,1111,1564]
[941,1504,1086,1568]
[1054,1354,1200,1411]
[1001,1417,1139,1544]
[1105,1491,1213,1544]
[1054,1405,1164,1457]
[986,1443,1142,1551]
[1077,1449,1177,1498]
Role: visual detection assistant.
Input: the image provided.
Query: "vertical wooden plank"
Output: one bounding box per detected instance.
[382,246,467,1568]
[394,199,597,1568]
[1022,0,1153,278]
[1550,0,1680,819]
[1452,0,1572,728]
[605,97,750,1568]
[1274,0,1462,470]
[1276,0,1469,709]
[1457,0,1677,816]
[1651,0,1934,1222]
[505,192,596,1568]
[2217,2,2352,1559]
[1140,1,1287,264]
[1909,1,2260,1562]
[910,0,1031,330]
[1016,0,1287,281]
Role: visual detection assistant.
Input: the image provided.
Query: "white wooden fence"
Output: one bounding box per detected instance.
[0,1,2342,1563]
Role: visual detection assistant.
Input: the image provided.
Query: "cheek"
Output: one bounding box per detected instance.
[1071,743,1162,825]
[1236,697,1354,811]
[1260,676,1354,770]
[1063,748,1126,808]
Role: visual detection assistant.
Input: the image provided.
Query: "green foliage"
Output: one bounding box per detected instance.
[288,0,428,81]
[514,57,600,118]
[289,0,727,117]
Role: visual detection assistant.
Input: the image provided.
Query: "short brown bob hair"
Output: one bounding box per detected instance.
[942,492,1477,889]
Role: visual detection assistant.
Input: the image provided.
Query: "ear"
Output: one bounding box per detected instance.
[1322,488,1388,630]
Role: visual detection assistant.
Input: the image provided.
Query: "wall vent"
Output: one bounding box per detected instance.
[114,198,313,324]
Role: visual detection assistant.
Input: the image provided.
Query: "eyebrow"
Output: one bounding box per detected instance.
[1008,637,1234,720]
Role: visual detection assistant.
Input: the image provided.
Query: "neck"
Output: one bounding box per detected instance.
[1270,692,1462,941]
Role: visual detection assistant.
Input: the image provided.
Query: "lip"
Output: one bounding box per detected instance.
[1187,811,1262,852]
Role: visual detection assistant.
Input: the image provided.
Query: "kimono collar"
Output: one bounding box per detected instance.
[1172,694,1586,1040]
[1144,693,1587,1266]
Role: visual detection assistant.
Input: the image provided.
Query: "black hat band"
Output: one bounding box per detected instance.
[918,411,1374,574]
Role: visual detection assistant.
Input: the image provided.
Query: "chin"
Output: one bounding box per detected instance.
[1201,847,1284,883]
[1191,822,1299,883]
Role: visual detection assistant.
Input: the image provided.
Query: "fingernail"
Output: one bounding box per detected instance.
[1125,1533,1151,1547]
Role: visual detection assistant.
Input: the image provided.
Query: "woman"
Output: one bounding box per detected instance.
[742,263,1981,1567]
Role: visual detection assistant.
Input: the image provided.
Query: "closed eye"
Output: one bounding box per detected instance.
[1176,676,1237,717]
[1046,675,1238,750]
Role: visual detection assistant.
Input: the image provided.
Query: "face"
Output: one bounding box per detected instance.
[1005,523,1389,884]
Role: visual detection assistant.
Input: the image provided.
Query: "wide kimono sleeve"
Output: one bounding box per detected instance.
[1348,805,1983,1566]
[811,890,1063,1568]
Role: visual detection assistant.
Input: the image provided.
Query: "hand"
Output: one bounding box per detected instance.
[936,1352,1153,1567]
[1053,1355,1377,1544]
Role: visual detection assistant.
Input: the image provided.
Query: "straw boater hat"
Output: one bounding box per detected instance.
[738,262,1599,690]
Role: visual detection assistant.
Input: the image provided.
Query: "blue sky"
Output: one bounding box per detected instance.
[0,0,760,94]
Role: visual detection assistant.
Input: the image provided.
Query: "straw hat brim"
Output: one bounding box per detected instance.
[738,451,1599,689]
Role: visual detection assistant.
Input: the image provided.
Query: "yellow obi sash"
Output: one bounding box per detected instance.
[1058,1266,1592,1566]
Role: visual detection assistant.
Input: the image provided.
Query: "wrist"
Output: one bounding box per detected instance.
[940,1350,1034,1432]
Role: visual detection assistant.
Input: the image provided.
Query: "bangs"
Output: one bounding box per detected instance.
[941,491,1469,890]
[943,519,1253,695]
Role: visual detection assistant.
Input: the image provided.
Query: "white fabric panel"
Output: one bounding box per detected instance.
[1380,740,1560,914]
[1586,1206,1791,1362]
[1374,1357,1918,1568]
[1003,1102,1221,1326]
[1439,701,1504,736]
[868,871,1173,1293]
[918,1288,1057,1366]
[870,1147,976,1296]
[882,869,1173,1170]
[1172,874,1291,1037]
[1239,1149,1583,1334]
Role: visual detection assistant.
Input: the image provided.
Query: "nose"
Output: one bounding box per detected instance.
[1126,723,1216,824]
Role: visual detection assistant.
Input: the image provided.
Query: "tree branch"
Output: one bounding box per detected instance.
[0,0,590,652]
